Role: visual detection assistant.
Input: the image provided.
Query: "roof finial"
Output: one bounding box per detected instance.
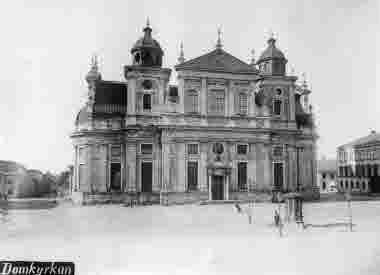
[216,27,223,50]
[178,42,185,63]
[250,49,255,65]
[146,17,150,28]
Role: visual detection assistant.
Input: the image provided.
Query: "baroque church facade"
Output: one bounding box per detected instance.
[71,21,319,204]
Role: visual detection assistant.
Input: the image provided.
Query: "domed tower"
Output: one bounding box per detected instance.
[124,19,171,125]
[254,34,297,124]
[131,19,164,67]
[256,35,287,76]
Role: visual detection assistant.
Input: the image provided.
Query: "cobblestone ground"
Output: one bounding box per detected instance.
[0,201,379,275]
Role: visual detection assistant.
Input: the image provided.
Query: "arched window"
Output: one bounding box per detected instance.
[273,88,283,116]
[185,90,198,113]
[238,92,248,115]
[143,94,152,111]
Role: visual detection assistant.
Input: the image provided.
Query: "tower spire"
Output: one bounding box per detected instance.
[216,27,223,50]
[178,42,185,63]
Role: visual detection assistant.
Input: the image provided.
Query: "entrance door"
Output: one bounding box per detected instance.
[212,175,224,200]
[110,163,121,191]
[141,162,152,193]
[273,162,284,191]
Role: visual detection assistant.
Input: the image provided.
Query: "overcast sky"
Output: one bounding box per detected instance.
[0,0,378,173]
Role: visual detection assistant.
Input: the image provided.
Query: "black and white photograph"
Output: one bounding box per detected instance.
[0,1,379,274]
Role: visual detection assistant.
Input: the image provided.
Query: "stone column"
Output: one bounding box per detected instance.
[249,82,256,116]
[74,145,78,192]
[126,78,137,124]
[126,143,137,193]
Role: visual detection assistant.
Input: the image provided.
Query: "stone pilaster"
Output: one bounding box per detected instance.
[201,78,207,116]
[263,143,272,189]
[178,76,185,114]
[162,142,170,191]
[126,143,137,193]
[248,143,257,190]
[228,80,234,116]
[177,143,186,192]
[199,142,208,192]
[126,78,136,124]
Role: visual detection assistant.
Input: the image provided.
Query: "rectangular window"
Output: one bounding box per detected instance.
[185,90,198,113]
[237,144,248,155]
[187,161,198,191]
[141,143,153,154]
[238,162,247,191]
[110,163,121,191]
[208,90,225,115]
[239,93,248,115]
[273,99,282,115]
[143,93,151,110]
[187,144,199,155]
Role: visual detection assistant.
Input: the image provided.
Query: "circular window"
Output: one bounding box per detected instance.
[142,79,153,90]
[212,143,224,155]
[276,88,282,96]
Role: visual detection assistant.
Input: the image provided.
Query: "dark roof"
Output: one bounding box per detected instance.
[76,80,128,125]
[258,38,286,63]
[318,159,337,172]
[339,131,380,148]
[175,48,258,74]
[93,81,128,116]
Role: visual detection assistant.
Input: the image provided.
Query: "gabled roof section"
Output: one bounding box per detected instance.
[339,131,380,149]
[175,49,258,74]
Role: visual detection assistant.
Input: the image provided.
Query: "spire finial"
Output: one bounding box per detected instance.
[216,27,222,50]
[267,29,276,44]
[178,42,185,63]
[250,49,255,65]
[90,53,98,72]
[302,72,308,88]
[290,65,295,75]
[146,17,150,28]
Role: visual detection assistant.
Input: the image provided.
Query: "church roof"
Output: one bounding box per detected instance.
[175,49,258,74]
[93,81,128,115]
[76,80,128,125]
[257,38,286,63]
[338,131,380,149]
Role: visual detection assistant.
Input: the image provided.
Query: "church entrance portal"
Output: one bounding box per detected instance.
[141,162,152,193]
[212,175,224,200]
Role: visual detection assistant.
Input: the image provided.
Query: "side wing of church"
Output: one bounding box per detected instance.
[71,22,319,204]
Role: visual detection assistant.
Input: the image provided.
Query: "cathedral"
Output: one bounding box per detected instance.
[71,21,319,204]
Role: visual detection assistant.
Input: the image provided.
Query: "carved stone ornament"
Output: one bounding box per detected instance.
[212,142,224,155]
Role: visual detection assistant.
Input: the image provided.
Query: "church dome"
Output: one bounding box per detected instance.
[257,37,286,62]
[75,106,91,126]
[131,20,163,67]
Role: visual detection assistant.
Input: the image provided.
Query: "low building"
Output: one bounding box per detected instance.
[317,159,337,193]
[337,131,380,194]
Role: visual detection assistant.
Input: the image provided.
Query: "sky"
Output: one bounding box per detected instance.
[0,0,378,173]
